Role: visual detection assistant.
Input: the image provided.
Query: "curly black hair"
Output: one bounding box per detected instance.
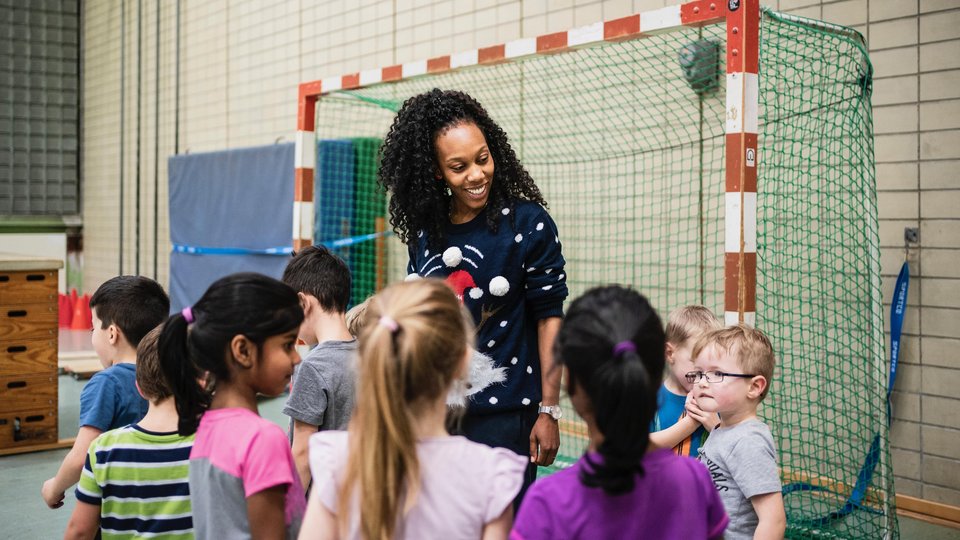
[377,89,546,249]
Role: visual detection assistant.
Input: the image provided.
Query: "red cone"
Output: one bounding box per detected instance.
[58,293,73,328]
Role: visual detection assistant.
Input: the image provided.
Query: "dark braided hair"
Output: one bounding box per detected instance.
[377,89,546,250]
[555,285,666,495]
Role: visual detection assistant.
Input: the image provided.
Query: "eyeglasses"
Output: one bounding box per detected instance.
[685,370,757,384]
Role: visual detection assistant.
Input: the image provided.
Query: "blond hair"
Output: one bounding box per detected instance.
[135,324,170,402]
[665,305,721,346]
[340,279,473,540]
[345,297,371,337]
[692,323,776,400]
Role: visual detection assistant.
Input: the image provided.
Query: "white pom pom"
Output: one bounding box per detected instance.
[489,276,510,296]
[522,398,531,405]
[526,366,533,374]
[536,222,544,231]
[468,288,483,299]
[501,208,510,215]
[514,234,523,243]
[442,246,463,267]
[499,320,507,327]
[489,396,499,405]
[405,273,422,281]
[510,357,518,365]
[487,340,496,348]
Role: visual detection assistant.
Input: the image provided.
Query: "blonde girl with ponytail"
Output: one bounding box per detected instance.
[299,279,527,540]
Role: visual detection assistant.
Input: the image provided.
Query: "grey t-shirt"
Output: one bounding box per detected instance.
[283,339,357,437]
[698,419,781,540]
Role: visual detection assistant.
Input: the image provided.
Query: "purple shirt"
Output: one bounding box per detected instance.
[512,449,728,540]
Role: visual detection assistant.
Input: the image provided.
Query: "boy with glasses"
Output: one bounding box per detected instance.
[689,324,786,540]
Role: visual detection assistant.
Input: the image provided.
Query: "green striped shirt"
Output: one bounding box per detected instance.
[76,424,195,540]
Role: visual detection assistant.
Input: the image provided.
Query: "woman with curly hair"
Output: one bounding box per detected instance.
[378,88,568,505]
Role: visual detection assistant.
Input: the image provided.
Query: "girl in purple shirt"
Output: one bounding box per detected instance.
[512,286,728,540]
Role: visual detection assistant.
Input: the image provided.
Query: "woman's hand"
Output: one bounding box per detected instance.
[529,414,560,466]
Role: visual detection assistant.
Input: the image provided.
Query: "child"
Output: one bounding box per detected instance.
[42,275,169,509]
[158,272,307,539]
[512,286,728,540]
[649,305,722,457]
[280,245,357,490]
[344,297,369,338]
[347,294,506,408]
[379,89,569,502]
[300,279,527,540]
[64,325,195,539]
[347,296,507,412]
[691,324,786,539]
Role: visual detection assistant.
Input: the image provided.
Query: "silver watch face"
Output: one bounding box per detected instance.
[540,405,562,420]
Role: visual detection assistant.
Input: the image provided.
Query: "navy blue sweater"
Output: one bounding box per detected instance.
[407,201,568,414]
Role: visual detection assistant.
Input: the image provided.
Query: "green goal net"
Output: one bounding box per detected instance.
[308,8,893,538]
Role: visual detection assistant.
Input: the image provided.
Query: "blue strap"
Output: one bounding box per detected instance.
[172,230,394,256]
[324,230,394,248]
[887,261,909,405]
[172,244,293,256]
[783,261,909,525]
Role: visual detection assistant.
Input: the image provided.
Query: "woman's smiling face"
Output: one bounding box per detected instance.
[434,121,495,223]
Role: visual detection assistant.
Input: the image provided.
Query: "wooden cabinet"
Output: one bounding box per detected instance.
[0,254,62,453]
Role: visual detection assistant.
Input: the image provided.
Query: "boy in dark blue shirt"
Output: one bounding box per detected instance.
[41,275,169,509]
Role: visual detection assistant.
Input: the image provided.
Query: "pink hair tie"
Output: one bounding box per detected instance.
[378,315,399,333]
[181,306,195,324]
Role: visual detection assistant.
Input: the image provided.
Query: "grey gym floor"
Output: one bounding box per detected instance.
[1,375,957,539]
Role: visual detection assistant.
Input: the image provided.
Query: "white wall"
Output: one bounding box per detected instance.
[0,233,67,292]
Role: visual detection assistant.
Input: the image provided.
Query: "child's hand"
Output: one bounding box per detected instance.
[685,397,721,432]
[41,478,65,509]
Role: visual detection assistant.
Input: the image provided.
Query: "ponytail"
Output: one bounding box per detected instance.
[340,279,469,540]
[158,313,207,435]
[582,348,654,494]
[342,316,419,540]
[556,285,665,496]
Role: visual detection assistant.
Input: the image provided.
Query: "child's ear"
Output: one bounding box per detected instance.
[230,335,255,369]
[107,323,121,346]
[747,375,768,400]
[297,292,311,315]
[665,342,676,363]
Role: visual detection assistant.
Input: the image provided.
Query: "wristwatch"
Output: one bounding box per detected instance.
[538,404,563,420]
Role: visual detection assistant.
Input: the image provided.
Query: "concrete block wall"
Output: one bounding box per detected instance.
[81,0,960,507]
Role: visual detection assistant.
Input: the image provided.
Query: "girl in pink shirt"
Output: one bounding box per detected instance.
[159,272,307,539]
[300,279,527,540]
